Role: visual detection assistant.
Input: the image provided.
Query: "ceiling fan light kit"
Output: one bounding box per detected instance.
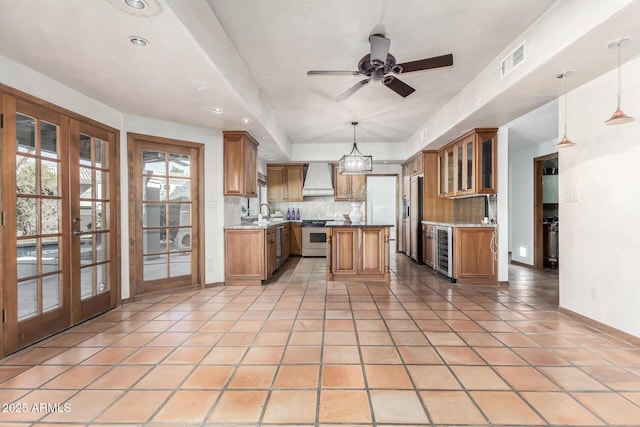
[339,122,372,175]
[308,33,453,101]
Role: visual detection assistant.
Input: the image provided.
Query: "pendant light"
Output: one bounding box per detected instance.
[605,38,635,125]
[339,122,372,174]
[557,71,576,148]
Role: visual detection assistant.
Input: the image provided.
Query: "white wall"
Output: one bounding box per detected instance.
[560,56,640,338]
[508,137,557,265]
[0,54,228,300]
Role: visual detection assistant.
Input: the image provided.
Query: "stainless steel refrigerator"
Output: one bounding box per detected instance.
[409,175,423,263]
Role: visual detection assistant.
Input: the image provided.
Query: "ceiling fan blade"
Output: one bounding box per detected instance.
[336,79,370,101]
[397,53,453,73]
[307,70,360,76]
[369,33,390,66]
[383,76,415,97]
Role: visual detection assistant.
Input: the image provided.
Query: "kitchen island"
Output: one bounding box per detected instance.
[325,221,392,282]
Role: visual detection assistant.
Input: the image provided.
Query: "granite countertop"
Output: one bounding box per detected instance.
[224,219,299,230]
[325,220,394,228]
[421,220,497,228]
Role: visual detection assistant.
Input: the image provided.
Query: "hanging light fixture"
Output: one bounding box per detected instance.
[557,71,576,148]
[605,38,635,125]
[339,122,372,174]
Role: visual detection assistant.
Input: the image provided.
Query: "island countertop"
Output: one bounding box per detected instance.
[325,221,394,228]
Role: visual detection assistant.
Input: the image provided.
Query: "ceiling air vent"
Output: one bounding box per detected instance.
[501,42,526,78]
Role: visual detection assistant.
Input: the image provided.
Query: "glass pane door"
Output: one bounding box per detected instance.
[142,150,192,281]
[2,99,69,354]
[71,121,118,322]
[130,136,200,297]
[16,113,63,320]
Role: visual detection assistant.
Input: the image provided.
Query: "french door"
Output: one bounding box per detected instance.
[1,93,119,356]
[128,133,203,297]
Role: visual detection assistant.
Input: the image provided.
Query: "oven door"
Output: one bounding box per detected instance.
[302,227,327,256]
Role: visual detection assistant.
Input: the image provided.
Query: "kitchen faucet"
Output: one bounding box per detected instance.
[260,203,271,219]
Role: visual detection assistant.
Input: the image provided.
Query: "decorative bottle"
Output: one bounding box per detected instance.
[296,208,300,220]
[287,208,291,220]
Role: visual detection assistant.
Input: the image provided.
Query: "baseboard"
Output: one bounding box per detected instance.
[510,259,534,268]
[558,306,640,347]
[204,281,224,288]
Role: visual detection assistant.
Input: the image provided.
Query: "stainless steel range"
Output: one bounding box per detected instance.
[301,219,329,257]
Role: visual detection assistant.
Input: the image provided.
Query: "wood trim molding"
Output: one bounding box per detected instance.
[0,84,120,135]
[557,306,640,347]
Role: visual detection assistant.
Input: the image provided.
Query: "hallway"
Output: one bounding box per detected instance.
[1,255,639,425]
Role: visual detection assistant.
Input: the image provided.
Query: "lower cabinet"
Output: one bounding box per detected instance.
[453,227,497,285]
[289,222,302,256]
[224,228,275,286]
[421,224,436,268]
[327,226,390,282]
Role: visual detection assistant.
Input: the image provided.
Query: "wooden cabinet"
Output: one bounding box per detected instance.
[289,222,302,256]
[438,128,497,198]
[326,226,390,282]
[402,153,423,177]
[224,228,268,286]
[455,134,475,196]
[421,224,436,267]
[438,146,455,197]
[223,131,258,197]
[476,130,497,194]
[267,163,305,202]
[331,228,359,274]
[454,227,497,285]
[423,151,453,223]
[333,163,366,201]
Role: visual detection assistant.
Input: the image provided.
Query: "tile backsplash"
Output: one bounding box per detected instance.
[271,197,353,220]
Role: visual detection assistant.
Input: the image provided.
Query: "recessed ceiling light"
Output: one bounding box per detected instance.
[124,0,147,10]
[212,107,223,114]
[129,36,149,47]
[241,118,251,123]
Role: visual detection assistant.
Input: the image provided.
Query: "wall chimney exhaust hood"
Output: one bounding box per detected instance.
[302,163,334,197]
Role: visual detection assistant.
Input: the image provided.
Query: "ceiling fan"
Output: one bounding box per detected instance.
[308,33,453,101]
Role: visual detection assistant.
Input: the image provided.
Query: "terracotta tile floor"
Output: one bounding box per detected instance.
[2,254,640,426]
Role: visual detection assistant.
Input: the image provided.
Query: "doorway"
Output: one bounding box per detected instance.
[1,92,120,355]
[127,133,204,298]
[534,153,559,269]
[365,175,398,250]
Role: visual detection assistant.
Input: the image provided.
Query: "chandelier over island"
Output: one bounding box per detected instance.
[339,122,372,174]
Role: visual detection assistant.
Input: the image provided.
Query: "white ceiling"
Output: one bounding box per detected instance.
[1,0,639,162]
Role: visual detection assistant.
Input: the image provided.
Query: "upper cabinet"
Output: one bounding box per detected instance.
[223,131,258,197]
[475,129,497,194]
[267,163,305,202]
[402,153,423,177]
[438,128,497,198]
[333,163,366,201]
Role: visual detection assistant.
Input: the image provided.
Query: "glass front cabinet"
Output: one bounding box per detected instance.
[438,128,497,198]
